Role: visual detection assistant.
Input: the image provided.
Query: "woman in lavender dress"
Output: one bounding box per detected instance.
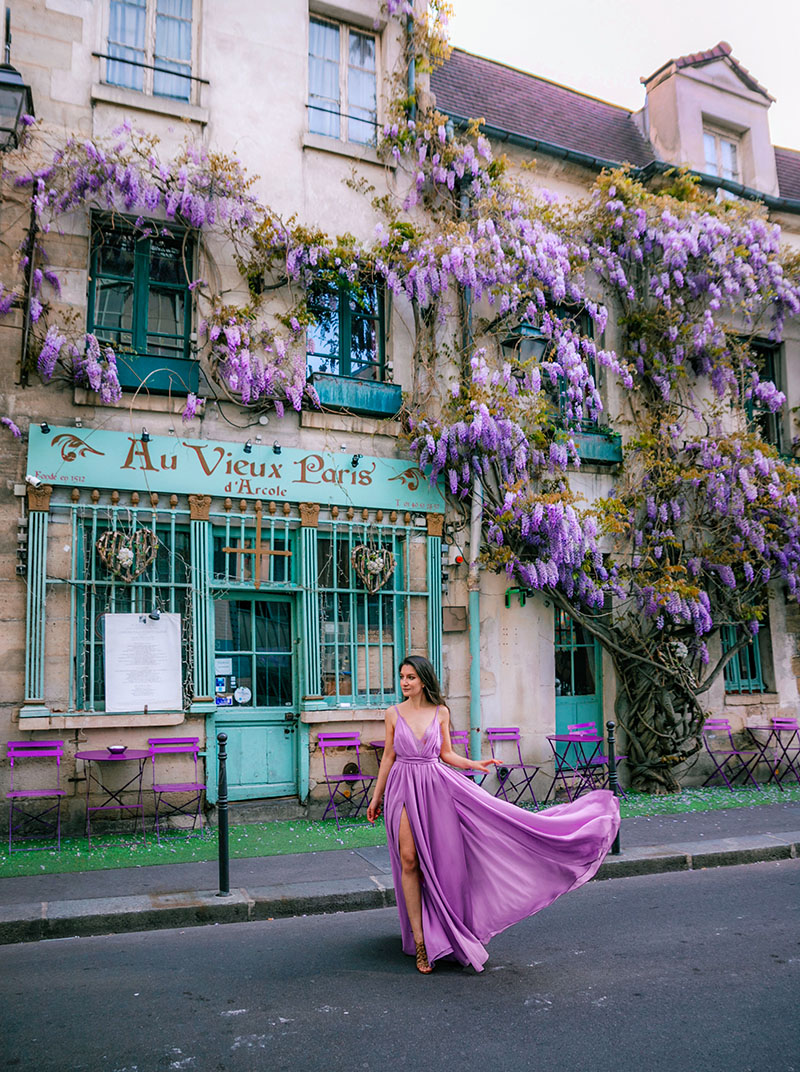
[367,655,620,974]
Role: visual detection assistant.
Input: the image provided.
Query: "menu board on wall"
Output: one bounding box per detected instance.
[103,613,183,713]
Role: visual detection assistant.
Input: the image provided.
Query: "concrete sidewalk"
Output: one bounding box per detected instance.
[1,801,798,945]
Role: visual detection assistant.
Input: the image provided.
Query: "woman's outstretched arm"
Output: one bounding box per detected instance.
[438,709,501,774]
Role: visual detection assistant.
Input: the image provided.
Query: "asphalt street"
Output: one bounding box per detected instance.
[1,859,798,1072]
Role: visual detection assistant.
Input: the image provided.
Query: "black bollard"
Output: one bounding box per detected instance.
[606,721,621,855]
[217,732,232,897]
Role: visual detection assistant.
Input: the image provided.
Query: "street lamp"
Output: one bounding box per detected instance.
[500,322,549,363]
[0,8,34,152]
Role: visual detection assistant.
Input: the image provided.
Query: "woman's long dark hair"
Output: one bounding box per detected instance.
[398,655,446,707]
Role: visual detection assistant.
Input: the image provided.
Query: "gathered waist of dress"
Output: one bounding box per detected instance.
[394,755,439,765]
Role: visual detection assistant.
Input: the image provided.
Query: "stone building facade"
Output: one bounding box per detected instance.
[1,2,799,831]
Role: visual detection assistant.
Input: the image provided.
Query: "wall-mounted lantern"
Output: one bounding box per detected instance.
[0,8,33,152]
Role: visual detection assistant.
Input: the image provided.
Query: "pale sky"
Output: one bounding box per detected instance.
[448,0,800,151]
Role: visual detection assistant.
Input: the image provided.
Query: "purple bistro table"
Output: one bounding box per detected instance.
[747,723,800,788]
[75,749,149,846]
[545,732,607,803]
[368,739,386,770]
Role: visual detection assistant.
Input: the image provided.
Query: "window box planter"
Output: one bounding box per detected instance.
[116,354,200,395]
[309,372,402,417]
[573,431,623,464]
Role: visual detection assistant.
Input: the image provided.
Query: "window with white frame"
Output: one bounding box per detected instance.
[703,127,740,183]
[308,16,377,145]
[106,0,193,102]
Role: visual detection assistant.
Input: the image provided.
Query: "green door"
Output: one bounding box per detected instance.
[554,607,603,735]
[213,595,298,799]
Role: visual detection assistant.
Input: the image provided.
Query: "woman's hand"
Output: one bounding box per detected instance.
[366,796,382,824]
[470,757,502,775]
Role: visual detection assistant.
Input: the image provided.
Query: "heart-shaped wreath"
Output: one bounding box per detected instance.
[351,544,396,593]
[96,529,158,582]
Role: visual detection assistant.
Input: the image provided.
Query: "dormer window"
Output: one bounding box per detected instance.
[703,126,740,182]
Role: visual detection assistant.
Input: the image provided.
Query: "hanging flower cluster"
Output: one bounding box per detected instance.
[200,310,311,411]
[587,170,799,408]
[20,124,257,231]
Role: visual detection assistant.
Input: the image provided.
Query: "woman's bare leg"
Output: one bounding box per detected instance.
[398,806,424,944]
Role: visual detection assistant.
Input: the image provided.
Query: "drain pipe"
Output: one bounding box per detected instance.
[468,477,483,761]
[406,15,416,121]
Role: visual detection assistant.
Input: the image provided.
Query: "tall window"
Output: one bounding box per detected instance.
[107,0,193,101]
[703,127,740,182]
[88,218,195,391]
[308,17,377,145]
[306,281,385,380]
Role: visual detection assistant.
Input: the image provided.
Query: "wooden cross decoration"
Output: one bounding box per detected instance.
[222,501,292,589]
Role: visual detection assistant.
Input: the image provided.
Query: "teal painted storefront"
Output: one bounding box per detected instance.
[24,429,445,805]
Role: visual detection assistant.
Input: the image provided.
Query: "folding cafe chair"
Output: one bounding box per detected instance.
[701,718,761,791]
[147,738,206,841]
[316,732,376,829]
[449,729,486,783]
[767,716,800,787]
[484,726,540,806]
[6,740,66,852]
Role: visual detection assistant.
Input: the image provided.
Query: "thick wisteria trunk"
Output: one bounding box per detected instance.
[611,649,705,794]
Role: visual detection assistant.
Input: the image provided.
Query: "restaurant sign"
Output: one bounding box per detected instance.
[27,427,445,512]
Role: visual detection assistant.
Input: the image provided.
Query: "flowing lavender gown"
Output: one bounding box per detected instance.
[383,708,620,972]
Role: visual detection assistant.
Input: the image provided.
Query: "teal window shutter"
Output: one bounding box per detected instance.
[721,625,766,694]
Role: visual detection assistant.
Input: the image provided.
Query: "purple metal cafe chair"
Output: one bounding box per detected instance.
[485,726,540,807]
[6,740,66,852]
[147,738,206,841]
[317,732,376,828]
[701,718,761,791]
[768,716,800,787]
[449,729,486,782]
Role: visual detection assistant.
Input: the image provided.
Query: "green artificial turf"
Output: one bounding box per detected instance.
[1,783,798,878]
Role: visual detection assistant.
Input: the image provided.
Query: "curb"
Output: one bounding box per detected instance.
[1,833,798,946]
[594,831,799,879]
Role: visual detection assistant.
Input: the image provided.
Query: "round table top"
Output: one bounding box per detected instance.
[547,733,602,742]
[74,748,150,761]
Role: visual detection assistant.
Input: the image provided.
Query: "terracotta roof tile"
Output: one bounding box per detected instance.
[431,49,655,169]
[643,41,774,101]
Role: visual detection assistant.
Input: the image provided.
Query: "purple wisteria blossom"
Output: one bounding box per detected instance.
[1,417,21,438]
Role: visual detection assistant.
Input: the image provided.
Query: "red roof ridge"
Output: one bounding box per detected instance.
[642,41,774,102]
